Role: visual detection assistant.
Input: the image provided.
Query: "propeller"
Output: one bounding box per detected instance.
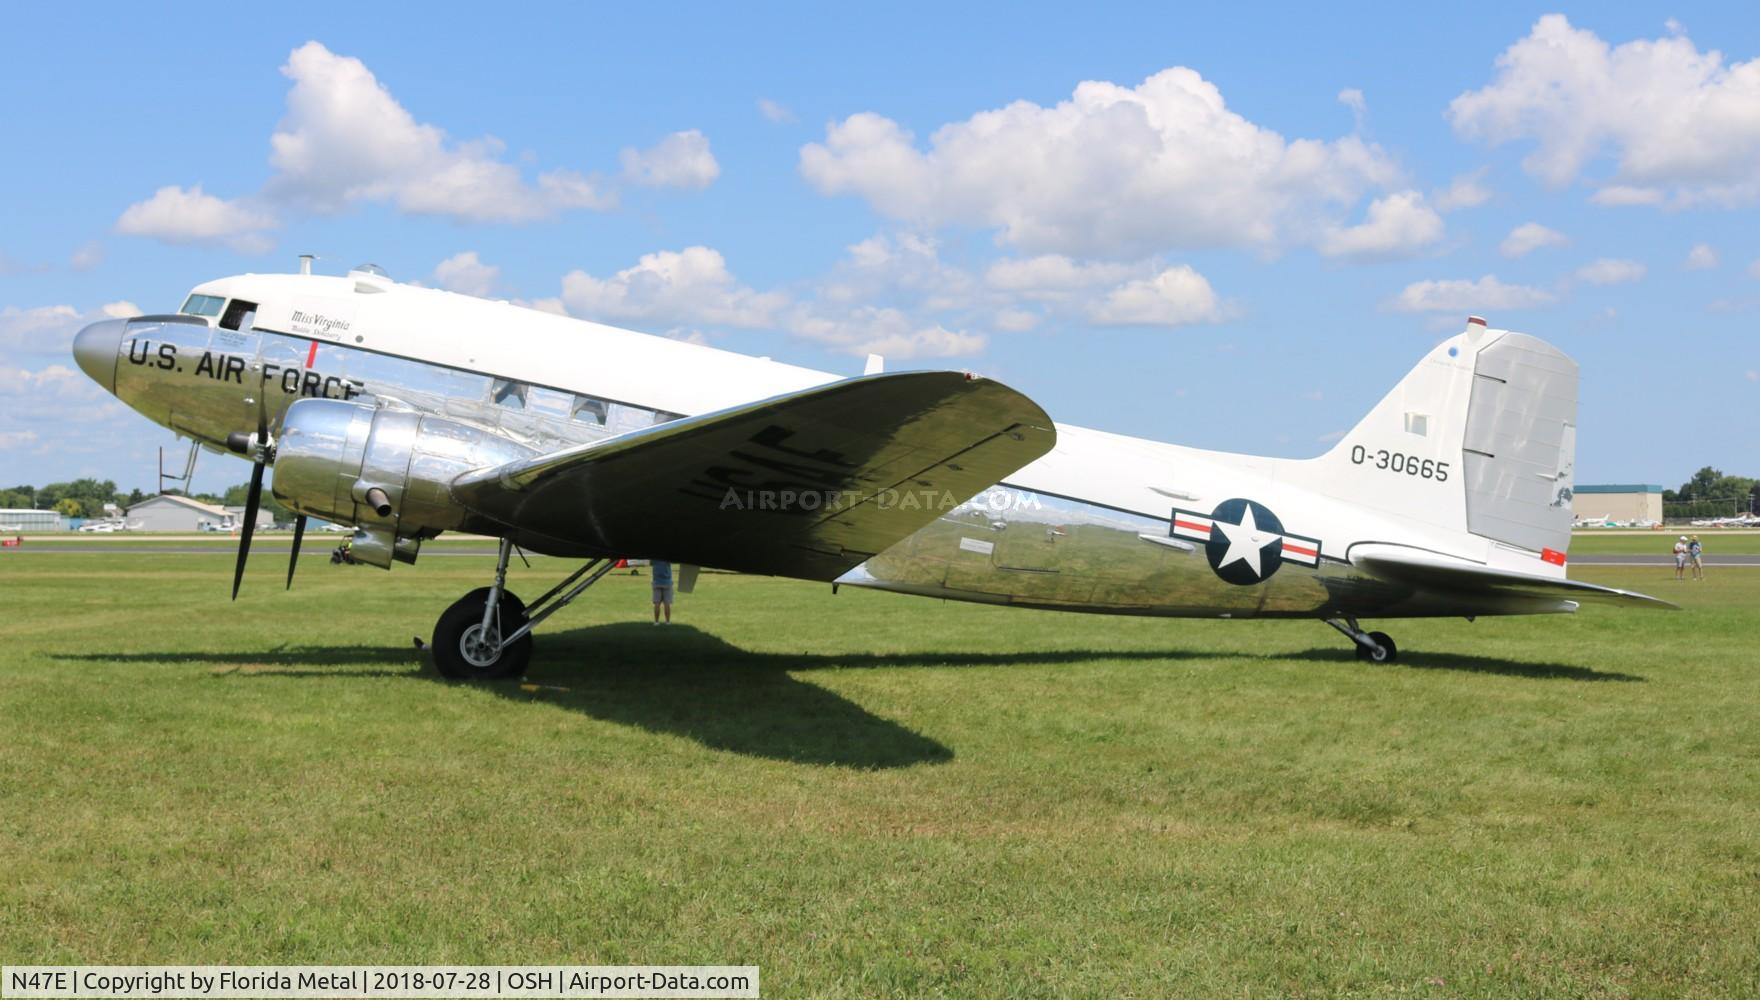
[231,458,264,600]
[286,514,307,590]
[227,371,274,600]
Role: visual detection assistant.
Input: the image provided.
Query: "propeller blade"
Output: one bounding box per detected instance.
[231,458,265,601]
[286,514,306,590]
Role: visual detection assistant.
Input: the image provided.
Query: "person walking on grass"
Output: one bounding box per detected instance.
[651,559,674,624]
[1673,535,1689,580]
[1689,535,1705,580]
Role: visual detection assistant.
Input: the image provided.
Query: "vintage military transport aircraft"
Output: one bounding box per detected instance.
[72,262,1668,678]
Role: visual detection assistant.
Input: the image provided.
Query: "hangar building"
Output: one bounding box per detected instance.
[1571,484,1662,523]
[0,508,66,532]
[126,494,238,532]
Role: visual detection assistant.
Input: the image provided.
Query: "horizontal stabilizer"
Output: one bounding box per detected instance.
[1350,543,1676,609]
[452,371,1055,579]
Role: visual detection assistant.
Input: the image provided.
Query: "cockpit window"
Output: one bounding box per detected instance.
[180,294,226,317]
[219,299,258,332]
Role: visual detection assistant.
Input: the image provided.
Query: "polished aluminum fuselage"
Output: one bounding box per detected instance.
[82,301,1573,622]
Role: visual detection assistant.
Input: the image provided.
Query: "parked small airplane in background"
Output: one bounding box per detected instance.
[71,262,1669,677]
[1690,514,1760,528]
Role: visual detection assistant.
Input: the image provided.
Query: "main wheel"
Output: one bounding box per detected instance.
[431,587,532,681]
[1354,630,1397,663]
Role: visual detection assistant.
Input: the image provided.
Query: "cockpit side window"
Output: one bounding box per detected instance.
[218,299,258,331]
[180,294,226,317]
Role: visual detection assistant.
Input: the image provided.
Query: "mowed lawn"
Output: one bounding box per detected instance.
[2,544,1757,996]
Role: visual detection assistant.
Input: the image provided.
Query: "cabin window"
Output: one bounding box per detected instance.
[527,387,572,419]
[219,299,258,331]
[491,378,528,409]
[179,294,225,317]
[571,395,608,425]
[653,410,685,425]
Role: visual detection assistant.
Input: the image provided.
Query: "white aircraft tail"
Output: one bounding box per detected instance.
[1305,319,1578,556]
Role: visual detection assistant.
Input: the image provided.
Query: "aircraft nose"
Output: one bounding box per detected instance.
[72,318,127,394]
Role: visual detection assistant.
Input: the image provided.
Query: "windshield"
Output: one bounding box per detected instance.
[180,293,226,317]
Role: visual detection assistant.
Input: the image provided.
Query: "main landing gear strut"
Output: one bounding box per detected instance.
[431,539,618,680]
[1324,617,1398,663]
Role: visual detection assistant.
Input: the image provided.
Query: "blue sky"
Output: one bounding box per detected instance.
[3,3,1756,496]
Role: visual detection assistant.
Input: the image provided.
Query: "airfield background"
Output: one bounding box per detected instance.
[123,494,272,533]
[1570,484,1662,524]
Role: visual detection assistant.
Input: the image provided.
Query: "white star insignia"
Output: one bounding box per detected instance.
[1212,504,1277,576]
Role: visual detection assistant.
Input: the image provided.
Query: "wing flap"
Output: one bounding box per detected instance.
[453,371,1055,579]
[1350,543,1676,609]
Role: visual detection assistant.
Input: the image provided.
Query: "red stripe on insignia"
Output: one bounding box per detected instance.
[1173,519,1211,534]
[1541,547,1566,565]
[1283,543,1317,557]
[304,340,319,368]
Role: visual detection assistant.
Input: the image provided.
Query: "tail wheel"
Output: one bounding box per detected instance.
[431,587,532,681]
[1356,631,1398,663]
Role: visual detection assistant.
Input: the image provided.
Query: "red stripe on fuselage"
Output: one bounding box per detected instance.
[1173,519,1211,534]
[1282,543,1317,557]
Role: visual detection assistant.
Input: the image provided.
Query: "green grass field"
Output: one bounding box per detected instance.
[1569,530,1760,556]
[2,544,1757,996]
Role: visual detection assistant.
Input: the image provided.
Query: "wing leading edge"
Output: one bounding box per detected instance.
[452,371,1056,578]
[1350,543,1677,609]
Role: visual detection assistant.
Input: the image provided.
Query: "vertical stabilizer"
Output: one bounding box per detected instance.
[1301,319,1578,557]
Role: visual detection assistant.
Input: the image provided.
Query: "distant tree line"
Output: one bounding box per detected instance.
[0,479,290,521]
[1661,466,1758,519]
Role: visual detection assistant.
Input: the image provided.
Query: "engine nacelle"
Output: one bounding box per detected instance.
[273,398,535,568]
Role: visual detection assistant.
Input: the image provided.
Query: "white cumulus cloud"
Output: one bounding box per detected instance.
[1685,244,1718,269]
[799,66,1401,258]
[757,98,796,124]
[1500,222,1567,257]
[1387,275,1557,313]
[1434,170,1493,211]
[1589,185,1666,207]
[266,42,615,222]
[70,242,104,271]
[1318,191,1444,259]
[114,186,276,253]
[560,247,787,329]
[620,130,721,190]
[1450,15,1760,205]
[984,255,1138,298]
[0,302,140,357]
[1087,266,1223,326]
[1575,258,1646,285]
[431,252,500,297]
[788,305,985,360]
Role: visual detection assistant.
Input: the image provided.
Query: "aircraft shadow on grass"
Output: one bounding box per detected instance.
[1280,647,1643,682]
[52,625,1642,768]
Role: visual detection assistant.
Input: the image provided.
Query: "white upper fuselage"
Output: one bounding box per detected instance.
[180,270,1537,584]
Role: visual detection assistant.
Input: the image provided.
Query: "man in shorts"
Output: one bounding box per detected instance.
[1689,535,1705,580]
[651,559,674,624]
[1673,536,1689,580]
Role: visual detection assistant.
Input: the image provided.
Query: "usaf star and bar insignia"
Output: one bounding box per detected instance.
[1170,498,1322,586]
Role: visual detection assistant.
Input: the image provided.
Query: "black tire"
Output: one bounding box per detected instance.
[431,588,532,681]
[1355,630,1397,663]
